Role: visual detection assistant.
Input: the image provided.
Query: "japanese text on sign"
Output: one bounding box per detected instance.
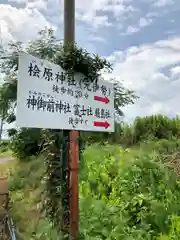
[16,52,114,132]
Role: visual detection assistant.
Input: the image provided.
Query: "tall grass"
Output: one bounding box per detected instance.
[6,140,180,239]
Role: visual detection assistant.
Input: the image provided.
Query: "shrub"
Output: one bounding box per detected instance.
[9,143,180,239]
[79,144,180,239]
[9,128,42,160]
[126,115,180,144]
[0,140,9,152]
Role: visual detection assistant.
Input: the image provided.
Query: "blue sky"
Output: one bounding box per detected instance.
[0,0,180,130]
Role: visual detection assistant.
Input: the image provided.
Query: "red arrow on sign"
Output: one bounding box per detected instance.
[94,96,109,104]
[93,121,110,129]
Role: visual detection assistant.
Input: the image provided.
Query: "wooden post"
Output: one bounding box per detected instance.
[64,0,79,239]
[69,130,79,240]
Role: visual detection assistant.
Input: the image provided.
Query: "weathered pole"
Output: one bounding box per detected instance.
[0,117,3,142]
[64,0,79,239]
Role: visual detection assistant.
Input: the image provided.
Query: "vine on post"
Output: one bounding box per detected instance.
[42,44,113,233]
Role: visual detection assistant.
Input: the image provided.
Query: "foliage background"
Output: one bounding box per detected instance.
[7,135,180,239]
[1,27,180,239]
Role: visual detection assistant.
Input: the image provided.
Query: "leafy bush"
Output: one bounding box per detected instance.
[0,140,9,152]
[8,142,180,239]
[81,115,180,147]
[118,115,180,147]
[9,128,42,160]
[8,121,180,239]
[79,144,180,239]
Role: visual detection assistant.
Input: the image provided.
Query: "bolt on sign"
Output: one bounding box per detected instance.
[16,52,114,132]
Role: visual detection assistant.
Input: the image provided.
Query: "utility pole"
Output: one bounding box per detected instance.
[63,0,79,239]
[0,26,4,142]
[0,115,4,142]
[64,0,75,45]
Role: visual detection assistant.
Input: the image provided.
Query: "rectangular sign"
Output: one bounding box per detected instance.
[16,52,114,132]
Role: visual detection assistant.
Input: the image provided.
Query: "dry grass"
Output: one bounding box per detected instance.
[0,161,15,179]
[0,150,13,158]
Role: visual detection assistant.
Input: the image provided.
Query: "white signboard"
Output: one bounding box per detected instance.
[16,52,114,132]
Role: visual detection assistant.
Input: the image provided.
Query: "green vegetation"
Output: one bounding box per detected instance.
[6,136,180,239]
[79,141,180,239]
[1,27,180,239]
[0,27,138,237]
[4,114,180,239]
[0,110,180,239]
[0,140,12,157]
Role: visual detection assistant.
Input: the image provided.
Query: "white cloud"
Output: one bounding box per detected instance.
[153,0,174,7]
[8,0,27,3]
[170,66,180,78]
[7,0,136,28]
[0,4,55,44]
[0,0,139,46]
[125,25,139,35]
[104,36,180,122]
[139,17,153,28]
[27,0,47,10]
[123,17,153,35]
[155,38,180,51]
[0,19,14,43]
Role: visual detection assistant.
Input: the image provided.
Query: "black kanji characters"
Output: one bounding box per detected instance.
[69,117,74,126]
[79,77,91,91]
[99,84,111,97]
[68,117,87,128]
[68,117,78,128]
[26,90,111,127]
[27,95,46,111]
[73,104,81,117]
[73,105,93,117]
[53,85,74,96]
[74,90,82,99]
[95,108,101,118]
[47,98,55,112]
[60,86,67,94]
[94,108,111,119]
[43,67,53,81]
[37,96,46,111]
[55,100,65,113]
[86,107,93,116]
[28,62,41,78]
[26,93,72,114]
[80,105,87,116]
[92,80,99,92]
[55,101,71,113]
[66,71,76,86]
[63,102,71,113]
[100,108,105,119]
[52,84,59,93]
[104,109,111,119]
[67,88,73,96]
[68,117,79,128]
[74,118,79,125]
[55,72,66,84]
[101,85,107,96]
[27,95,37,110]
